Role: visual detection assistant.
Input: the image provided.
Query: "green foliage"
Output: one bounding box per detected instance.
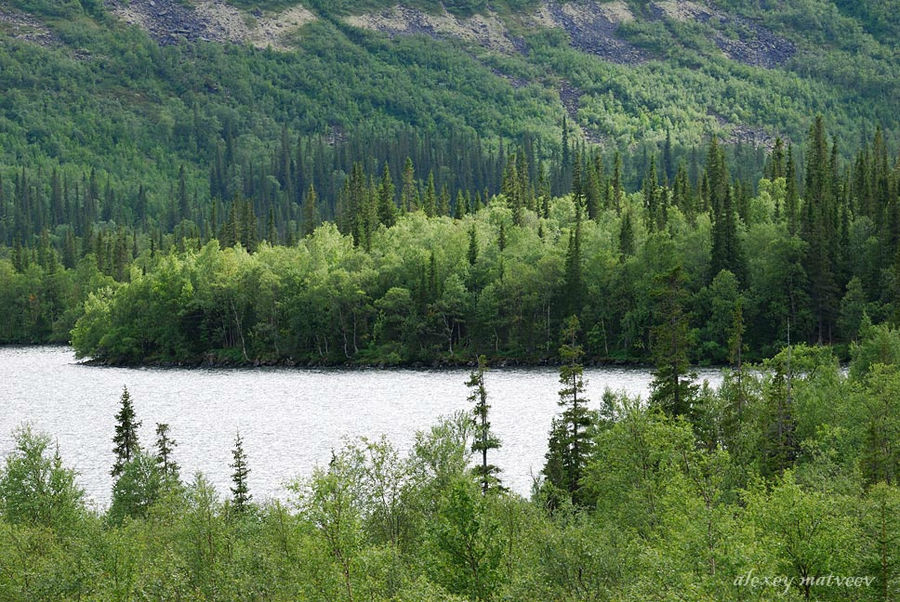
[0,425,84,531]
[111,386,141,477]
[2,342,900,598]
[468,356,502,495]
[230,432,252,513]
[427,478,503,599]
[108,451,163,525]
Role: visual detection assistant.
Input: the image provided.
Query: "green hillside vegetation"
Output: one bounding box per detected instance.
[0,0,897,363]
[0,122,895,370]
[0,0,897,219]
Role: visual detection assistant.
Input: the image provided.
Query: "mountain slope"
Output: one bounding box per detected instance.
[0,0,896,228]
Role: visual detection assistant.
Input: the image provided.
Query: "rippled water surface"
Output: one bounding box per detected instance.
[1,346,723,504]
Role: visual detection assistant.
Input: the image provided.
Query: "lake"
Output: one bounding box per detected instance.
[0,346,723,505]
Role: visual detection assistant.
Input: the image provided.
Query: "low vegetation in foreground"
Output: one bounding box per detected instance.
[0,321,898,600]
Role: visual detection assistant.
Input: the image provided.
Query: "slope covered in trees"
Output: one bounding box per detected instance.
[0,0,897,237]
[1,120,897,366]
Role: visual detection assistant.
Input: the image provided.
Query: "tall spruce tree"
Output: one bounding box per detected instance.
[423,171,437,217]
[649,267,697,417]
[154,423,179,481]
[707,137,743,282]
[112,386,141,477]
[302,182,318,237]
[230,431,251,512]
[543,316,593,506]
[468,355,502,494]
[401,157,417,212]
[802,116,840,343]
[377,163,396,227]
[562,217,584,317]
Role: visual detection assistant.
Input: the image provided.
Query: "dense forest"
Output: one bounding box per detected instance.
[1,0,898,365]
[1,319,899,599]
[0,118,896,367]
[1,1,899,599]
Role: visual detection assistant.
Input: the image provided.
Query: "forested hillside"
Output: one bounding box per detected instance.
[0,0,898,363]
[0,0,897,233]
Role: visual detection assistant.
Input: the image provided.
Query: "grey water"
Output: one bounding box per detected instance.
[1,346,723,505]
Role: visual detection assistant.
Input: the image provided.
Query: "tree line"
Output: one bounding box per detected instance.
[29,118,892,367]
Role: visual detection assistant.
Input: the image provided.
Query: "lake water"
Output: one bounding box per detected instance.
[0,346,723,506]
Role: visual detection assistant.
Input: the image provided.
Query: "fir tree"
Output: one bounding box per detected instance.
[154,423,179,480]
[302,183,318,237]
[230,431,251,512]
[649,267,697,417]
[543,316,593,506]
[112,386,141,477]
[468,355,501,494]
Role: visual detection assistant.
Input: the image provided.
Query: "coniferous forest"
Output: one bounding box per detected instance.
[1,0,899,599]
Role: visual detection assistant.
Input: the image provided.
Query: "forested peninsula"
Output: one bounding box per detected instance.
[0,120,895,368]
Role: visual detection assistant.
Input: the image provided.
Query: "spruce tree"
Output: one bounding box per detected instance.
[112,386,141,477]
[543,316,593,506]
[154,423,179,480]
[467,224,478,266]
[377,163,396,227]
[562,218,584,316]
[618,209,635,260]
[401,157,417,212]
[423,171,437,217]
[438,184,451,217]
[612,151,623,213]
[785,145,799,234]
[230,431,251,512]
[302,183,318,237]
[649,267,697,417]
[454,189,467,219]
[468,355,502,494]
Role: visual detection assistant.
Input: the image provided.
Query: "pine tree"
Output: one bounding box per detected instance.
[230,431,251,512]
[377,163,396,227]
[649,267,697,417]
[154,423,179,480]
[302,183,318,237]
[401,157,417,212]
[112,386,141,477]
[468,355,502,494]
[423,171,437,217]
[543,316,593,506]
[468,224,478,266]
